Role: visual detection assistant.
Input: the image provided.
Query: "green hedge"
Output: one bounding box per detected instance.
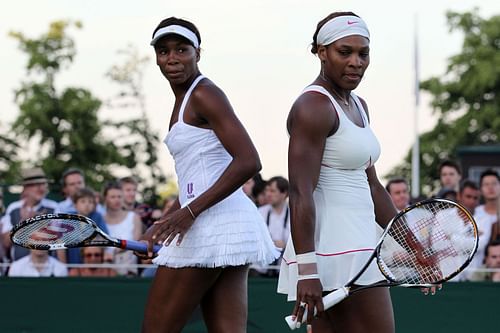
[0,277,497,332]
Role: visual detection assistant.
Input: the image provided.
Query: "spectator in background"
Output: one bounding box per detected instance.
[253,176,268,207]
[435,187,458,202]
[103,181,142,276]
[69,247,117,277]
[56,168,85,214]
[243,173,266,206]
[257,176,290,276]
[456,179,480,214]
[438,160,462,193]
[8,249,67,277]
[469,240,500,282]
[0,186,5,216]
[1,168,58,261]
[0,187,5,274]
[243,177,256,200]
[385,178,410,211]
[65,187,112,264]
[467,170,500,278]
[57,167,106,216]
[119,176,139,211]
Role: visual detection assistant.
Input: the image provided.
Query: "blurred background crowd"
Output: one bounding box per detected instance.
[1,159,499,282]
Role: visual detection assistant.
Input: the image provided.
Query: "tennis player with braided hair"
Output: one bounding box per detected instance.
[278,12,401,332]
[139,17,278,333]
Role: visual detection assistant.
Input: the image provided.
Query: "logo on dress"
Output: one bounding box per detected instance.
[187,182,195,199]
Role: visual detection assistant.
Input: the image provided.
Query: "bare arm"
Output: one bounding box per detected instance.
[366,166,398,228]
[148,81,261,248]
[287,91,337,323]
[183,82,261,217]
[288,93,336,254]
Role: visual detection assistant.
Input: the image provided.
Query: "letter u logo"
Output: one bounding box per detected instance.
[187,183,194,195]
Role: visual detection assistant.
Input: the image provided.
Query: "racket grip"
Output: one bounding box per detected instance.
[284,287,349,330]
[121,239,162,254]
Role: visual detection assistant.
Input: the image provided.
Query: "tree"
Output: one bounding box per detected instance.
[105,46,167,205]
[0,123,21,185]
[10,20,126,189]
[386,9,500,195]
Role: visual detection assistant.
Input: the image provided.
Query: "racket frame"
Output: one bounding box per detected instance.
[12,213,133,251]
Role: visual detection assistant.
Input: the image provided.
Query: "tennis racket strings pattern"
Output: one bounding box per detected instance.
[378,199,477,284]
[11,213,161,254]
[285,199,478,330]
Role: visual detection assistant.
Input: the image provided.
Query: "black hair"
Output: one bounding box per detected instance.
[61,168,84,187]
[459,179,479,193]
[152,17,201,47]
[385,178,409,194]
[479,169,500,186]
[485,239,500,259]
[102,180,122,198]
[438,159,462,175]
[311,12,359,54]
[268,176,289,194]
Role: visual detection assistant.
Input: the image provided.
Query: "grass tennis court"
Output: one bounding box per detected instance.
[0,277,497,332]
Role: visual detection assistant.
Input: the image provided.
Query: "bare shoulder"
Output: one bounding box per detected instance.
[190,78,230,110]
[288,91,337,136]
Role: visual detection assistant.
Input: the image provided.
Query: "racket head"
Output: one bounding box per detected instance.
[10,213,100,251]
[376,199,478,285]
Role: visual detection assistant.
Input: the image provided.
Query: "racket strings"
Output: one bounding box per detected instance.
[12,218,94,248]
[378,201,477,284]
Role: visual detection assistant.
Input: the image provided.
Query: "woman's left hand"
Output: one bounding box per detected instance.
[151,206,196,246]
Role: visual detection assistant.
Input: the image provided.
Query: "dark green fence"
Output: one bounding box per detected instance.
[0,277,497,332]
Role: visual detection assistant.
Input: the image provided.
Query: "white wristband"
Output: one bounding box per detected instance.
[296,251,317,265]
[297,273,320,281]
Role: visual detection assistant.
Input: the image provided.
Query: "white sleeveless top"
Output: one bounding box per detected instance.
[278,85,384,301]
[106,211,135,240]
[154,75,279,268]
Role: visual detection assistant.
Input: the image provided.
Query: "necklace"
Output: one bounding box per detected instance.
[330,89,350,106]
[319,71,350,106]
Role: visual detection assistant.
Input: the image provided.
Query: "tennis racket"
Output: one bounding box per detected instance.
[285,198,478,329]
[10,213,162,254]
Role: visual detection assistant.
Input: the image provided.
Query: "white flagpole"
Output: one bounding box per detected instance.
[411,14,420,198]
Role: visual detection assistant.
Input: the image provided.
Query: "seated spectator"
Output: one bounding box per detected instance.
[256,176,290,277]
[118,176,140,212]
[385,178,410,211]
[456,179,480,214]
[435,187,457,201]
[253,176,268,207]
[1,168,58,261]
[66,187,112,264]
[438,159,462,193]
[103,181,142,276]
[69,247,117,277]
[469,240,500,282]
[8,249,67,277]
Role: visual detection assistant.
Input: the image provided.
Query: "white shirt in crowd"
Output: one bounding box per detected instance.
[258,203,290,248]
[8,255,68,277]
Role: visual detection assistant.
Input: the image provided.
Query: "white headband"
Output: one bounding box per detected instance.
[317,15,370,46]
[150,24,200,48]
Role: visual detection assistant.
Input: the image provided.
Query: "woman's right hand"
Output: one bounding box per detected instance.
[133,226,160,260]
[292,278,325,327]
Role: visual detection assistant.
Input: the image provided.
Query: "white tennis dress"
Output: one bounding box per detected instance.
[278,85,384,301]
[153,75,279,268]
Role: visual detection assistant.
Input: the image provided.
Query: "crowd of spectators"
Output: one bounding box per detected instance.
[1,160,499,281]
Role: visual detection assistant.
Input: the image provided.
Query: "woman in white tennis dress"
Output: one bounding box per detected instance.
[139,17,278,333]
[278,12,399,333]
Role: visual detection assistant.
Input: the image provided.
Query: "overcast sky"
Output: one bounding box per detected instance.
[1,0,498,182]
